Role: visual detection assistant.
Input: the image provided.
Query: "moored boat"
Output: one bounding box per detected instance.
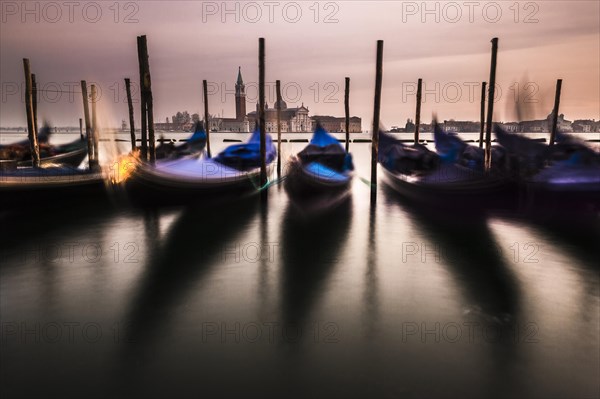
[378,128,512,208]
[495,126,600,210]
[0,127,88,168]
[155,121,207,161]
[284,124,354,212]
[0,165,106,208]
[122,127,276,206]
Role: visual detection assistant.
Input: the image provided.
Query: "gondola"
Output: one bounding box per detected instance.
[284,124,354,212]
[433,123,507,172]
[495,126,600,209]
[378,125,512,208]
[0,125,52,149]
[0,165,106,208]
[122,127,276,206]
[0,126,88,168]
[155,121,207,160]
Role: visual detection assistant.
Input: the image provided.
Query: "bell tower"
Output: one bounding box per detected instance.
[235,66,246,121]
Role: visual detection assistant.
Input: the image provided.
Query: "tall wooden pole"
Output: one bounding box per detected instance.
[276,79,282,177]
[203,79,211,158]
[259,37,267,187]
[125,78,136,151]
[80,81,94,170]
[479,81,486,148]
[31,73,38,139]
[344,77,350,152]
[549,79,562,146]
[137,36,148,161]
[484,38,498,171]
[414,78,422,145]
[90,84,99,167]
[23,59,40,168]
[138,35,156,164]
[79,118,83,140]
[371,40,384,200]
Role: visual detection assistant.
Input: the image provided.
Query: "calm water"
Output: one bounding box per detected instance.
[1,132,599,398]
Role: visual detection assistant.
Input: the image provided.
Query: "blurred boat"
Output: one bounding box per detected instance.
[378,127,511,208]
[284,124,354,212]
[495,126,600,209]
[0,125,88,168]
[0,164,105,208]
[155,121,207,161]
[0,125,51,148]
[0,123,105,207]
[433,123,507,172]
[122,127,276,206]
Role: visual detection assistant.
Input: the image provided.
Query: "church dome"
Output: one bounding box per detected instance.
[274,99,287,110]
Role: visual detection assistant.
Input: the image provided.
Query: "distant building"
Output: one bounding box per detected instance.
[443,120,480,132]
[401,119,432,133]
[572,119,599,133]
[518,112,573,133]
[154,122,194,131]
[247,101,313,132]
[419,123,432,133]
[210,67,361,133]
[210,67,250,132]
[498,122,519,132]
[311,115,362,133]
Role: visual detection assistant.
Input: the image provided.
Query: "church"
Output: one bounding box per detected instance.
[210,67,315,133]
[247,101,313,133]
[208,67,250,132]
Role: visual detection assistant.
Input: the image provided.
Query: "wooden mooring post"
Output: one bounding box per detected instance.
[31,73,38,138]
[479,81,486,148]
[137,36,148,161]
[276,79,282,178]
[371,40,384,201]
[414,78,422,145]
[80,81,94,169]
[79,118,83,140]
[484,38,498,171]
[549,79,563,146]
[344,77,350,152]
[23,59,40,168]
[137,35,156,164]
[91,84,100,168]
[203,79,211,158]
[125,78,136,151]
[259,37,267,188]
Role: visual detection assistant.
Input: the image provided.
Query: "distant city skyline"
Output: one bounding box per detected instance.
[1,1,598,128]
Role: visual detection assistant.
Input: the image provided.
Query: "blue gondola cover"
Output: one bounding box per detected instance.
[214,127,276,170]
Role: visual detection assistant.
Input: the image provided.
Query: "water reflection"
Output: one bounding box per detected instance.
[257,192,272,319]
[501,211,599,314]
[279,199,352,344]
[383,185,526,396]
[519,213,599,272]
[120,197,259,356]
[362,202,379,339]
[383,185,521,321]
[0,201,116,269]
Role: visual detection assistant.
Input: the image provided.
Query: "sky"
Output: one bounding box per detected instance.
[1,0,599,128]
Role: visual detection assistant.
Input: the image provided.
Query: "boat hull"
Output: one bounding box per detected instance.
[514,180,600,213]
[18,147,88,168]
[284,157,353,213]
[381,164,513,210]
[0,169,106,208]
[122,159,269,206]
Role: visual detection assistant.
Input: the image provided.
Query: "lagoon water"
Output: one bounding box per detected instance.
[1,132,599,398]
